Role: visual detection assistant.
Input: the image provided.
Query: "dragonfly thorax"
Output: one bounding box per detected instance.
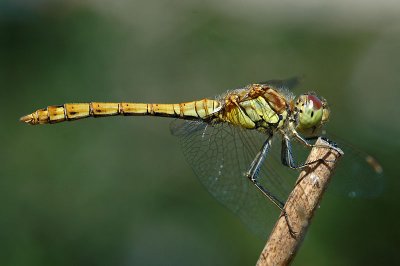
[218,85,289,131]
[292,93,329,136]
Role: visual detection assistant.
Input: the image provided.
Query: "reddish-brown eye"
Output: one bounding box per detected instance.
[307,95,322,110]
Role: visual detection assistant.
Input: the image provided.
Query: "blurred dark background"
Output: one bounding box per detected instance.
[1,1,399,265]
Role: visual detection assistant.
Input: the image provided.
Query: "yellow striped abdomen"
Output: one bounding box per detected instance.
[20,99,220,125]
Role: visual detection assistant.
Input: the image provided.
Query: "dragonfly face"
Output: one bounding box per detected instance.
[293,93,330,136]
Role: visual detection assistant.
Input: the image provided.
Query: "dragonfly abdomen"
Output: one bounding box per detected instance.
[20,99,220,125]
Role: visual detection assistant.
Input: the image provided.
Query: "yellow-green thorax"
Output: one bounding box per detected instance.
[217,85,330,137]
[219,84,289,130]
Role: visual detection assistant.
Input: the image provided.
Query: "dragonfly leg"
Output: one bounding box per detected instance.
[282,134,345,190]
[291,130,343,155]
[281,135,332,170]
[246,136,297,237]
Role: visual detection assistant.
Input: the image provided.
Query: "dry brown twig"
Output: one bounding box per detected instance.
[256,138,342,266]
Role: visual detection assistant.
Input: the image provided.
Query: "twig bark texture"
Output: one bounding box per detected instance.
[257,138,342,266]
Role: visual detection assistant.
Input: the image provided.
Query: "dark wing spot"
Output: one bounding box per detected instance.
[311,111,314,117]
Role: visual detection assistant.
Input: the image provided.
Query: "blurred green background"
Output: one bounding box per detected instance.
[1,1,400,265]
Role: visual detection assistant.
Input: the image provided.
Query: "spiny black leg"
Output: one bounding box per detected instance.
[246,136,297,237]
[281,135,335,171]
[292,130,343,155]
[305,136,339,148]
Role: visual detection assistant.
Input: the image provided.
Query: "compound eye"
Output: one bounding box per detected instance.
[296,94,324,133]
[307,95,323,111]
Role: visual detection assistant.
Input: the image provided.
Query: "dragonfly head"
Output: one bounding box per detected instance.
[294,93,330,135]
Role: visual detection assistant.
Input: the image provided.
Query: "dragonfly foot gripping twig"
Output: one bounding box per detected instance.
[256,138,342,266]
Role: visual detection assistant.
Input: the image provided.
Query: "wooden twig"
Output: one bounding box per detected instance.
[256,138,342,266]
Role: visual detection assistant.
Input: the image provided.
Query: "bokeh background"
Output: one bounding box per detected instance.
[1,1,400,265]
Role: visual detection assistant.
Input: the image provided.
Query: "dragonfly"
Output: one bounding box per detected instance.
[20,78,383,238]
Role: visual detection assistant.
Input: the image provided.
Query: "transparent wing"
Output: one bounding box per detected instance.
[170,120,298,238]
[258,76,303,89]
[290,133,385,198]
[322,134,384,198]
